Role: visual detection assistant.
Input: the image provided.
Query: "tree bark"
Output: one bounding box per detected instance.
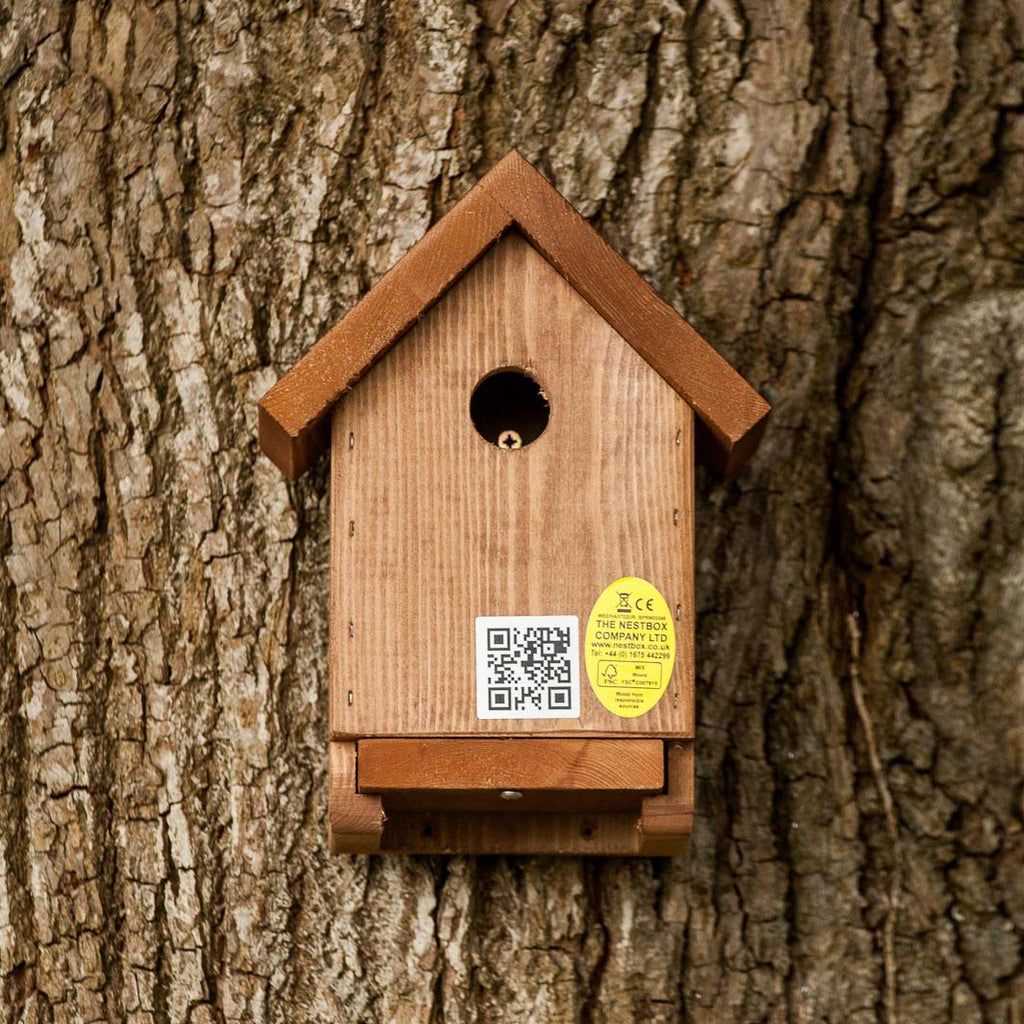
[1,0,1022,1021]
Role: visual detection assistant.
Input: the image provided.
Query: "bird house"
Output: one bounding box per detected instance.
[258,152,769,855]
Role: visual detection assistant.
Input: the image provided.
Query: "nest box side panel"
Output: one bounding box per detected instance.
[329,232,695,738]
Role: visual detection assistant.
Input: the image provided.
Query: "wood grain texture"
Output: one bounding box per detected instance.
[479,153,771,479]
[258,150,769,480]
[259,186,512,479]
[639,740,695,856]
[329,233,694,739]
[327,740,384,854]
[378,810,648,856]
[357,738,665,792]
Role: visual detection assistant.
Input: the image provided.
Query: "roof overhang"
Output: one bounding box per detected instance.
[259,150,770,481]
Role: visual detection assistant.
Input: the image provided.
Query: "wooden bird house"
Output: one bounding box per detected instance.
[258,151,769,855]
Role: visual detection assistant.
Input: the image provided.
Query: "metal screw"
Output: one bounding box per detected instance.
[498,430,523,450]
[499,790,523,801]
[672,508,679,525]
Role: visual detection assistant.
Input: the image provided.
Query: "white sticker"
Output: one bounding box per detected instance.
[475,616,580,719]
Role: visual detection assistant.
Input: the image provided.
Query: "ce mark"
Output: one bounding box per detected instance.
[634,597,656,612]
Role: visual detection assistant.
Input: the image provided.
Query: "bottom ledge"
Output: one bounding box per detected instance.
[330,808,692,857]
[328,737,695,856]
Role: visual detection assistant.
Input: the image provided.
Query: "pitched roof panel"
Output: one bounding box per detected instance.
[259,151,769,480]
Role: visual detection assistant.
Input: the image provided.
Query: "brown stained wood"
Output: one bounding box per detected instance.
[379,810,647,856]
[258,150,769,481]
[329,233,695,739]
[379,791,647,814]
[327,740,384,854]
[638,740,695,856]
[357,738,664,793]
[479,153,771,479]
[259,186,513,479]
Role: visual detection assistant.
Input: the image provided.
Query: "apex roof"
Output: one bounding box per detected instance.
[259,150,770,480]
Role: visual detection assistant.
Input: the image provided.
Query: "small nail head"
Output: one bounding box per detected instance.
[499,789,523,801]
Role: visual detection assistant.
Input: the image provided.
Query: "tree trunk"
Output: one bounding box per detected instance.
[1,0,1022,1020]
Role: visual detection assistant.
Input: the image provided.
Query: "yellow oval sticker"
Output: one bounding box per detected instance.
[585,577,675,718]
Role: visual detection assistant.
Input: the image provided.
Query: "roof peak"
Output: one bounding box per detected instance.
[259,150,769,480]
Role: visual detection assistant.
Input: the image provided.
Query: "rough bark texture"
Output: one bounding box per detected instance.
[1,0,1022,1021]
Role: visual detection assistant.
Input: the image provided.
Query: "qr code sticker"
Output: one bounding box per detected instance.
[475,616,580,719]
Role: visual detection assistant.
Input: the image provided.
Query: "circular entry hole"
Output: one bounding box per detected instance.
[470,369,549,449]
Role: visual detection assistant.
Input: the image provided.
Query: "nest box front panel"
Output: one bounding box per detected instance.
[329,232,694,739]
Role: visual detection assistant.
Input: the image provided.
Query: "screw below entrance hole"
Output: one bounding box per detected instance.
[498,430,523,450]
[499,790,523,801]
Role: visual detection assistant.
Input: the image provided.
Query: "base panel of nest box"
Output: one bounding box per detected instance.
[328,738,694,857]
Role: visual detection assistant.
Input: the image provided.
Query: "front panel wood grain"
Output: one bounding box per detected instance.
[330,232,694,738]
[259,185,513,479]
[480,152,770,478]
